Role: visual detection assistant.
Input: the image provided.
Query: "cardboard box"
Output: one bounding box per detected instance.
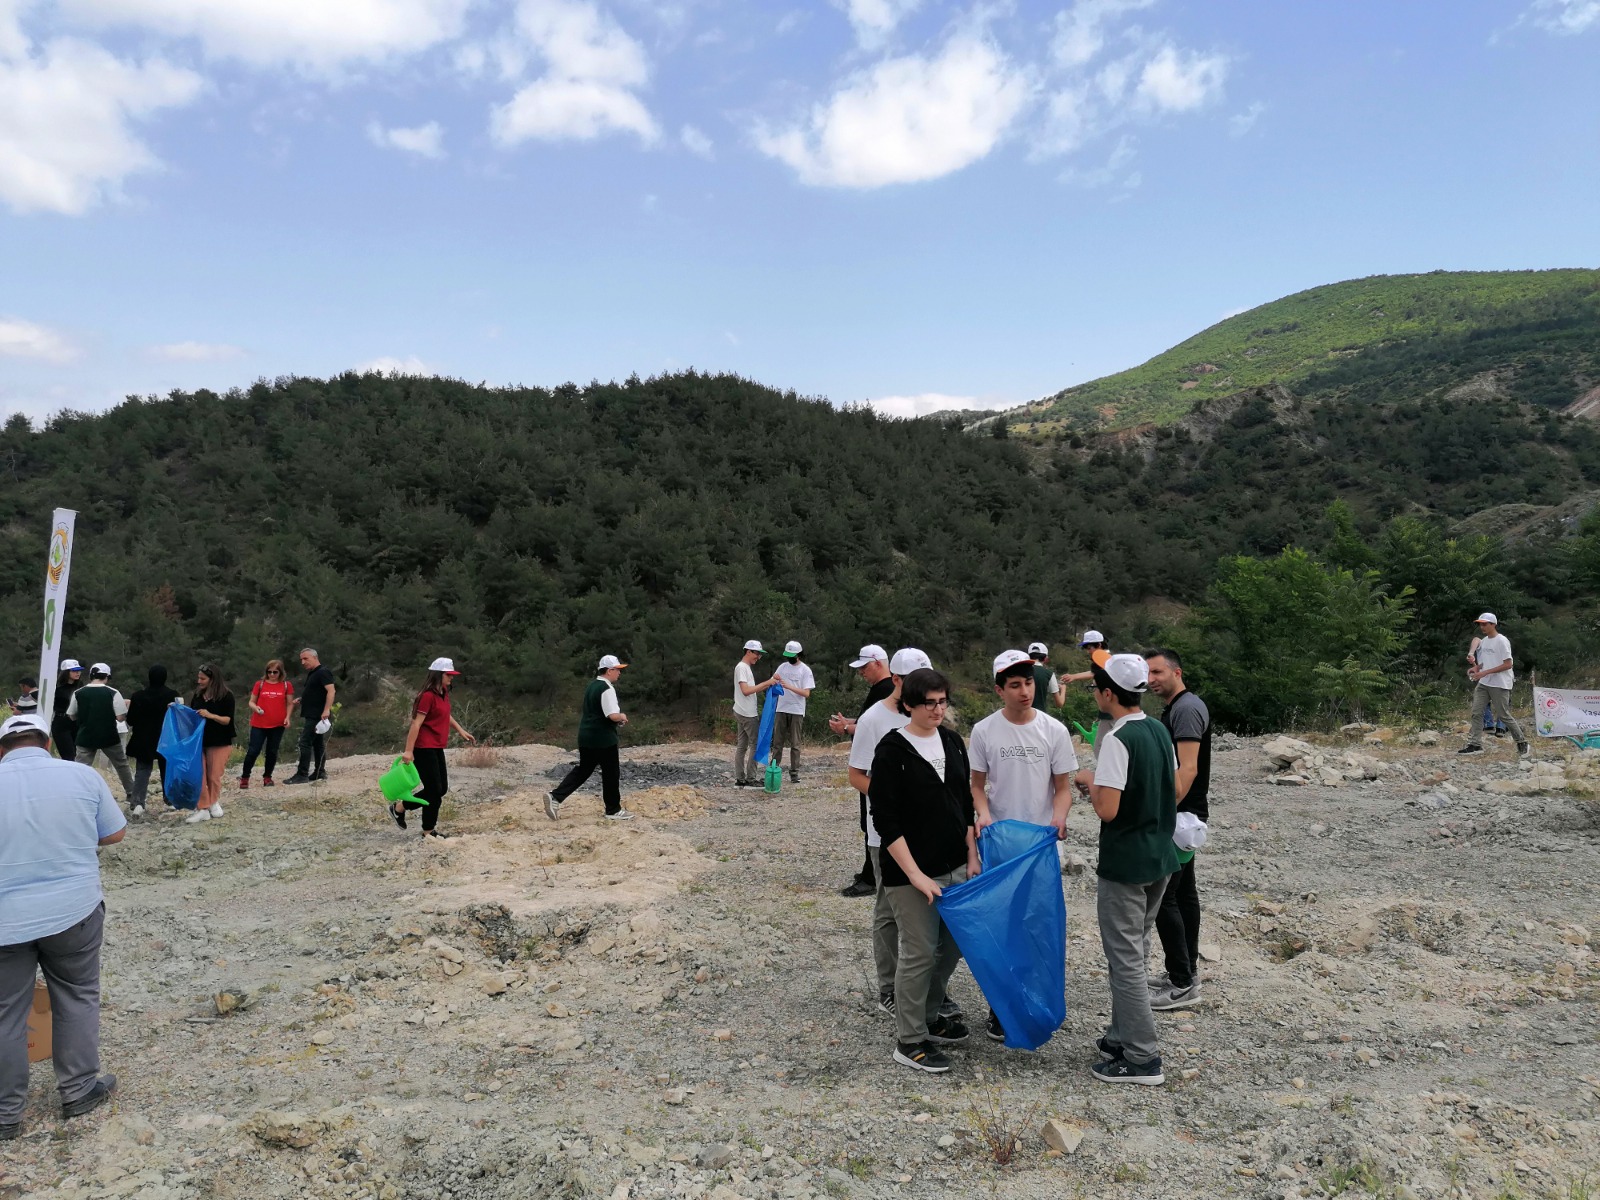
[27,980,52,1063]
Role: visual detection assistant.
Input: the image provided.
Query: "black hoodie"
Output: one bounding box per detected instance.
[867,725,974,887]
[125,665,180,759]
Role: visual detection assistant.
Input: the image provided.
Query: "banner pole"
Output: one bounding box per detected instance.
[37,509,78,736]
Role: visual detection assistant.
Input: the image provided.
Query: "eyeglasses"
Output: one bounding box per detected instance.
[918,697,951,709]
[266,670,283,675]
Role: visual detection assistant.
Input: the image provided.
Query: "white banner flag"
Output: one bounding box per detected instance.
[1532,686,1600,740]
[37,508,77,720]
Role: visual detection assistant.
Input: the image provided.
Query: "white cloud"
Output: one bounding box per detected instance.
[490,0,659,145]
[1529,0,1600,33]
[58,0,471,70]
[680,123,713,158]
[355,355,431,375]
[1052,0,1154,69]
[866,392,1003,418]
[756,35,1031,188]
[0,27,202,215]
[1228,100,1264,136]
[1059,133,1139,188]
[0,317,79,363]
[148,341,245,361]
[1135,44,1227,111]
[835,0,923,47]
[367,119,445,157]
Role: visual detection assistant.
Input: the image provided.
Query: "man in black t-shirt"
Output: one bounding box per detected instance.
[283,648,336,785]
[831,645,896,897]
[1143,648,1210,1010]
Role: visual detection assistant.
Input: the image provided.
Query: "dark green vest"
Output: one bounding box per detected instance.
[1031,664,1053,709]
[75,685,121,750]
[1097,716,1180,885]
[577,678,618,749]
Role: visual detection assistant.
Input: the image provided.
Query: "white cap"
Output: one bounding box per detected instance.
[1475,612,1498,625]
[1026,642,1048,657]
[1174,812,1208,851]
[1079,630,1105,646]
[889,647,931,676]
[1101,653,1149,693]
[993,649,1033,677]
[90,662,111,676]
[598,654,628,671]
[743,639,764,653]
[849,644,888,669]
[782,640,803,657]
[428,657,460,674]
[61,659,83,672]
[0,713,50,740]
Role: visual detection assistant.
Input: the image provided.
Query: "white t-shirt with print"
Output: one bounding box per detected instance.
[1474,634,1514,690]
[733,661,758,718]
[969,708,1078,826]
[1093,712,1176,790]
[773,661,814,715]
[850,699,909,848]
[900,727,947,777]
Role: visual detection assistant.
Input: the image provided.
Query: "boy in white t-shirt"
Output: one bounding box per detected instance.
[967,648,1078,1042]
[1459,612,1528,757]
[771,641,815,783]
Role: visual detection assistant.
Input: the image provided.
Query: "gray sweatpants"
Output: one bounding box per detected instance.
[885,867,967,1044]
[1097,875,1168,1067]
[1467,685,1525,747]
[770,712,804,777]
[0,903,106,1122]
[867,846,899,993]
[77,743,135,801]
[733,714,759,783]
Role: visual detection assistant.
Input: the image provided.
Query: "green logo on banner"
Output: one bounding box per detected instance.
[44,598,56,648]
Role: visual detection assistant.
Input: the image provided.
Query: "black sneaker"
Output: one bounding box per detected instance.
[937,996,962,1021]
[0,1121,19,1141]
[840,878,875,898]
[985,1010,1005,1042]
[1091,1055,1164,1086]
[1489,728,1506,738]
[282,773,311,785]
[310,770,327,782]
[62,1074,117,1118]
[1095,1034,1120,1058]
[877,989,896,1016]
[1517,742,1531,758]
[1456,745,1484,755]
[927,1015,969,1044]
[893,1041,950,1073]
[734,779,750,787]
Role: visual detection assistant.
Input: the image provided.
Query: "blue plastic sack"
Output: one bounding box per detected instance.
[754,682,784,765]
[936,820,1066,1051]
[156,705,206,810]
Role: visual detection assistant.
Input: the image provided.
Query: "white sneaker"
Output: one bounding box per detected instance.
[604,809,634,821]
[210,803,224,818]
[130,805,146,817]
[184,808,212,824]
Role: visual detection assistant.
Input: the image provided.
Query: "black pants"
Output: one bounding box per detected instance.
[856,793,874,884]
[51,717,77,762]
[551,745,621,814]
[405,747,448,831]
[1155,857,1201,989]
[295,719,327,777]
[241,726,285,780]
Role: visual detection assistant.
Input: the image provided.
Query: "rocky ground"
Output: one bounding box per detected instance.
[3,725,1598,1200]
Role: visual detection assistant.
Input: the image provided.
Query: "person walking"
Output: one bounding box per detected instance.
[1026,643,1063,714]
[1086,654,1178,1086]
[543,655,631,821]
[124,665,179,816]
[283,648,335,785]
[184,666,235,824]
[391,658,476,838]
[66,664,136,805]
[239,659,295,788]
[1459,614,1528,757]
[50,659,84,761]
[835,645,896,896]
[732,640,776,787]
[0,713,125,1138]
[770,641,815,784]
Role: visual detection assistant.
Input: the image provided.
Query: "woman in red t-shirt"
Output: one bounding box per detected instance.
[390,656,476,837]
[239,658,295,788]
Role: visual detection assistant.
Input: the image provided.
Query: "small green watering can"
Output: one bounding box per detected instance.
[763,758,782,794]
[379,757,422,803]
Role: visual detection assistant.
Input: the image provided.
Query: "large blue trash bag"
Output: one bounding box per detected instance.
[754,682,785,765]
[156,705,206,810]
[936,820,1066,1051]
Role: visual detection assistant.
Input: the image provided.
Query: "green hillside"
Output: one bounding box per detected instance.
[1019,268,1600,432]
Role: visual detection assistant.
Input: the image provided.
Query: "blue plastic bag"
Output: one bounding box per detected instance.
[936,821,1066,1051]
[754,682,784,765]
[156,704,206,810]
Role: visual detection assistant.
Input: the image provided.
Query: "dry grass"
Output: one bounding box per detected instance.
[460,743,503,769]
[964,1086,1042,1167]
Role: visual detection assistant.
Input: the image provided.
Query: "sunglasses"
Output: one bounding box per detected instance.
[266,669,283,675]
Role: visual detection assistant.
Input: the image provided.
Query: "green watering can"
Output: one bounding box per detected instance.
[1071,720,1098,746]
[379,757,422,803]
[763,758,782,794]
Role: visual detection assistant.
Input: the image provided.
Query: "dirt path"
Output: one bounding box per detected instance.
[3,731,1598,1200]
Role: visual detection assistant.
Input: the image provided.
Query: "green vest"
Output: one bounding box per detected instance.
[1097,717,1180,885]
[75,685,121,750]
[1031,664,1053,709]
[577,678,618,749]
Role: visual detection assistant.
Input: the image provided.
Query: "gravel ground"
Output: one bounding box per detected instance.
[3,727,1598,1200]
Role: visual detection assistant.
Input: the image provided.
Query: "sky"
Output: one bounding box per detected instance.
[1,0,1597,422]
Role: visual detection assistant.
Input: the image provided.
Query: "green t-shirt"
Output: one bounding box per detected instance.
[1094,714,1180,885]
[1031,664,1054,710]
[577,678,619,749]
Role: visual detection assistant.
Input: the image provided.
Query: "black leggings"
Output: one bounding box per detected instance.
[1155,857,1201,988]
[52,717,78,762]
[406,747,448,831]
[241,726,285,779]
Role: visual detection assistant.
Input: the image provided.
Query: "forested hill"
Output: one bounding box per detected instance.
[2,369,1598,741]
[1015,268,1600,433]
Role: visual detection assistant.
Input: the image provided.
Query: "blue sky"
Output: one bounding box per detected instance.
[2,0,1596,421]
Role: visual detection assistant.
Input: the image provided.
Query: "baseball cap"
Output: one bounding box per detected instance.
[849,644,888,669]
[0,713,50,741]
[782,640,802,657]
[11,695,37,712]
[90,662,111,677]
[1101,653,1149,693]
[1026,642,1048,657]
[428,657,461,674]
[889,647,931,676]
[1174,812,1208,853]
[993,649,1033,678]
[1475,612,1498,625]
[61,659,83,672]
[1079,630,1105,647]
[598,654,628,671]
[743,639,765,653]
